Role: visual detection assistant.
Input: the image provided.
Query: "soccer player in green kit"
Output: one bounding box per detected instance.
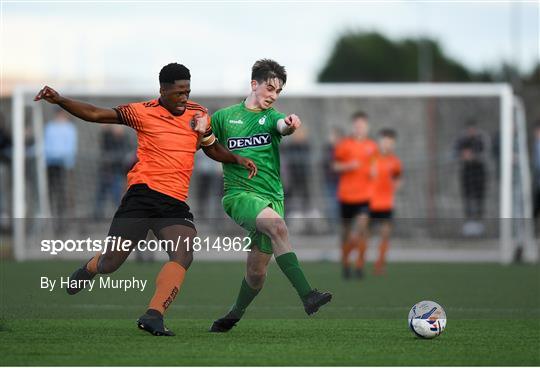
[209,59,332,332]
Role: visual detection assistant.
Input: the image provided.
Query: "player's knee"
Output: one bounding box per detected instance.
[168,248,193,270]
[348,233,359,244]
[267,219,288,241]
[357,228,369,238]
[246,266,266,289]
[182,251,193,269]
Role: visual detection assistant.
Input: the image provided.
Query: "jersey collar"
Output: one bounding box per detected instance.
[158,98,185,117]
[242,100,269,113]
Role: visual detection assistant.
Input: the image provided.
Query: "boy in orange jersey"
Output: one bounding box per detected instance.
[370,129,402,275]
[333,111,378,279]
[34,63,256,336]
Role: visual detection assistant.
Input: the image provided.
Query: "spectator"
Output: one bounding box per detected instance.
[533,121,540,221]
[334,111,378,278]
[193,148,223,220]
[454,119,489,236]
[281,125,312,217]
[44,109,77,217]
[322,125,344,224]
[0,112,11,228]
[94,124,134,219]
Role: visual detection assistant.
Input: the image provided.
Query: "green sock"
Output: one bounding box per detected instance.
[230,278,260,318]
[275,252,312,301]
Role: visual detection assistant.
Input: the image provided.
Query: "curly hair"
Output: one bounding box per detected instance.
[159,63,191,84]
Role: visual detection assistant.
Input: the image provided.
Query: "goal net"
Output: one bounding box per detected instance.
[8,83,537,263]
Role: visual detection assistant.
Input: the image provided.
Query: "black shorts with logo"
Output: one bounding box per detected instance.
[107,184,195,241]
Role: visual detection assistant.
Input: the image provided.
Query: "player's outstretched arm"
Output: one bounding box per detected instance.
[34,86,120,124]
[202,142,257,179]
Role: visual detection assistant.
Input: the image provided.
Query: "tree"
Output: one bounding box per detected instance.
[318,31,476,82]
[524,62,540,85]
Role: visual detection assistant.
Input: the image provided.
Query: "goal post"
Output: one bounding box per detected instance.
[10,83,537,263]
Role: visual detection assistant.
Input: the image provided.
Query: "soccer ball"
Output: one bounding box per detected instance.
[408,300,447,339]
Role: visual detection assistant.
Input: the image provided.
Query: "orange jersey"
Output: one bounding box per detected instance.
[334,137,378,203]
[114,99,210,202]
[369,154,402,211]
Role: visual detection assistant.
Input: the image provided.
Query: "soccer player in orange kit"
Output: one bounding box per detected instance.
[369,128,402,275]
[334,111,378,279]
[34,63,257,336]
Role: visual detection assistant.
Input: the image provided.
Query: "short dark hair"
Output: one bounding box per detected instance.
[159,63,191,84]
[351,111,369,121]
[251,59,287,85]
[379,128,397,139]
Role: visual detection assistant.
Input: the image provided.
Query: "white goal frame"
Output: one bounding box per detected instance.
[11,83,537,263]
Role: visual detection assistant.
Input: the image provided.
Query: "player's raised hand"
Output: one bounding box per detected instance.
[34,86,62,104]
[193,112,210,134]
[236,156,258,179]
[284,114,302,131]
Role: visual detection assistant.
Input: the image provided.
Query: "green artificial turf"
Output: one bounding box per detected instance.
[1,261,539,365]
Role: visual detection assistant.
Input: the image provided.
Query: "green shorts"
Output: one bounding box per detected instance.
[222,191,284,254]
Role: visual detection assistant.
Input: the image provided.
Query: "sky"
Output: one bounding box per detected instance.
[1,1,539,93]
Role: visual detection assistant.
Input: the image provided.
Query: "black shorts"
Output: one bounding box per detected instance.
[108,184,195,241]
[370,210,393,220]
[340,202,370,219]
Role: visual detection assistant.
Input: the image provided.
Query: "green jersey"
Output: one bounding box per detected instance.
[211,102,286,200]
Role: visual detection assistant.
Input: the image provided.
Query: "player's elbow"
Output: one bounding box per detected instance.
[78,110,105,124]
[93,114,108,123]
[92,108,119,124]
[86,114,103,123]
